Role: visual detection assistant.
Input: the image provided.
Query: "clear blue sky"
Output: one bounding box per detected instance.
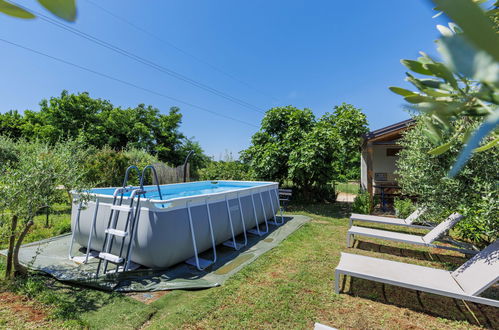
[0,0,450,159]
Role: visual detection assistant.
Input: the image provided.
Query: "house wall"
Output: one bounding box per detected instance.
[360,143,401,192]
[372,145,399,182]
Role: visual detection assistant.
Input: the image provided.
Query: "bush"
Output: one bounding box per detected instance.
[393,198,416,219]
[198,160,252,181]
[352,192,371,214]
[84,147,131,187]
[396,118,499,247]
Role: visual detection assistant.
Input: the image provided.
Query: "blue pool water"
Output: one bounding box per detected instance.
[89,181,271,201]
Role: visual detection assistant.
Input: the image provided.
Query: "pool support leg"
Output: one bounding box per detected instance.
[185,200,216,270]
[223,195,247,250]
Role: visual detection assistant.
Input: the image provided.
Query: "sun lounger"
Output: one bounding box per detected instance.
[350,207,430,229]
[334,240,499,307]
[347,213,477,254]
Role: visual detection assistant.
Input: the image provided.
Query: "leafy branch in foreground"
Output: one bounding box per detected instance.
[0,0,76,22]
[390,0,499,176]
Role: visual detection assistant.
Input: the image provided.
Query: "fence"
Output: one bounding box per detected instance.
[152,163,190,184]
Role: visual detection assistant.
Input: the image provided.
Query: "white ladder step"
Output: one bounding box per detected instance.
[111,205,134,212]
[105,228,128,237]
[223,240,245,250]
[70,250,99,264]
[98,252,124,264]
[185,257,214,269]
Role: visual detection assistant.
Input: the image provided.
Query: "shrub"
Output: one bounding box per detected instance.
[198,160,252,181]
[396,118,498,247]
[84,147,131,187]
[393,198,416,219]
[352,192,371,214]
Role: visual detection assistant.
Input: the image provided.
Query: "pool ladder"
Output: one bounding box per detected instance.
[69,165,163,276]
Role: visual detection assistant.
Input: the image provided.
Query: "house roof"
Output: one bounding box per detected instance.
[363,118,415,142]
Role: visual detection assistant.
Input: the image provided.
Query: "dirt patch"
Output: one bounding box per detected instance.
[336,192,356,203]
[0,292,48,323]
[126,291,170,304]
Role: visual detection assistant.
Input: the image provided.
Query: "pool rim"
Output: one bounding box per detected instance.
[71,180,280,210]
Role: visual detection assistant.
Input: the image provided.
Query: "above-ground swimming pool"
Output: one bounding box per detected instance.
[71,180,281,270]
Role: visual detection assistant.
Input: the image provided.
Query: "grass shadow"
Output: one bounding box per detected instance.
[355,240,468,266]
[342,276,499,328]
[287,202,351,219]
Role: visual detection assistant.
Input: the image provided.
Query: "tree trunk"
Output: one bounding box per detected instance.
[5,215,18,279]
[45,206,50,228]
[66,189,72,204]
[13,220,34,276]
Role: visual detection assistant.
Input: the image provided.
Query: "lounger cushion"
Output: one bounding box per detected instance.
[350,214,408,225]
[452,240,499,295]
[422,213,463,243]
[348,226,426,245]
[336,253,464,296]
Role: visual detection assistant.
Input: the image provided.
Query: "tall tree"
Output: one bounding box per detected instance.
[241,106,315,184]
[0,91,204,165]
[329,103,369,180]
[242,104,368,199]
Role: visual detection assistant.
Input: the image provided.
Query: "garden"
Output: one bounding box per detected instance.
[0,0,498,328]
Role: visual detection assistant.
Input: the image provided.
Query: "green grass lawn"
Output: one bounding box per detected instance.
[335,181,359,195]
[0,202,497,329]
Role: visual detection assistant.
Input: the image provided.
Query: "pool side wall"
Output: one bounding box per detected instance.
[71,182,280,269]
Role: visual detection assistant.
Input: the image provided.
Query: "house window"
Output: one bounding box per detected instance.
[386,148,401,157]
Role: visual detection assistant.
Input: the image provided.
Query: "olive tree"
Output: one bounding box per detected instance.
[0,0,76,21]
[396,118,498,247]
[390,0,498,176]
[0,138,91,277]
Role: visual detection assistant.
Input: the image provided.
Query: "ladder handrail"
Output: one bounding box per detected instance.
[140,165,163,200]
[123,190,144,271]
[122,165,141,189]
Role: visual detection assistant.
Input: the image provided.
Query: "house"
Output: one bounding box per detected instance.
[360,119,415,201]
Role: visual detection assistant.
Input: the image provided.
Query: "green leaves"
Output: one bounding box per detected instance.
[438,35,499,85]
[0,0,35,18]
[433,0,499,63]
[37,0,76,22]
[0,0,77,22]
[424,63,458,88]
[449,110,499,176]
[389,87,417,97]
[390,0,499,175]
[401,60,433,75]
[428,140,453,155]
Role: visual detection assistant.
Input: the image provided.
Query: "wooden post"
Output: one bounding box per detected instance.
[366,142,374,213]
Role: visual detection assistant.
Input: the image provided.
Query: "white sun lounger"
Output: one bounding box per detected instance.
[334,240,499,307]
[350,208,429,229]
[347,213,477,254]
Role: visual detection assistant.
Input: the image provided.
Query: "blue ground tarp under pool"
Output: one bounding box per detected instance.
[1,215,310,292]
